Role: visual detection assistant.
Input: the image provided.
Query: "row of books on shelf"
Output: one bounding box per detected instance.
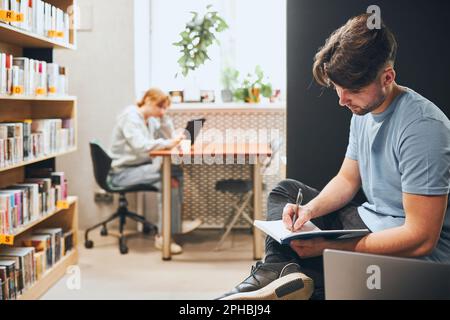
[1,53,68,97]
[0,227,74,300]
[0,0,72,45]
[0,169,68,235]
[0,118,75,168]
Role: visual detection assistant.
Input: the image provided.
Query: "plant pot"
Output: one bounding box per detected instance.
[221,89,233,103]
[245,88,261,103]
[183,73,201,102]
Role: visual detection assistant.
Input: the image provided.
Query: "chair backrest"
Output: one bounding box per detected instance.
[90,141,113,191]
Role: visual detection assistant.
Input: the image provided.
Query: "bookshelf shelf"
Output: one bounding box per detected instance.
[0,148,77,173]
[0,0,78,301]
[0,23,75,50]
[18,248,78,300]
[5,196,77,239]
[2,197,79,299]
[0,95,77,102]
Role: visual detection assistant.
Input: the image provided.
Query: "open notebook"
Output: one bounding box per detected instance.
[254,220,370,245]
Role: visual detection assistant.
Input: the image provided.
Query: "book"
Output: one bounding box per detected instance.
[33,228,63,265]
[254,220,370,245]
[0,260,17,300]
[62,230,74,256]
[22,234,51,272]
[0,247,36,291]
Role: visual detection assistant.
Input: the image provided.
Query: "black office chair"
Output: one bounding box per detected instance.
[215,138,284,250]
[85,142,159,254]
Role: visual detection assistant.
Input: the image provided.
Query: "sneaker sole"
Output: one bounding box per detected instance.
[181,220,203,235]
[154,241,183,255]
[220,273,314,300]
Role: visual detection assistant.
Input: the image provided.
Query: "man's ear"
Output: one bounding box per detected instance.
[382,67,396,87]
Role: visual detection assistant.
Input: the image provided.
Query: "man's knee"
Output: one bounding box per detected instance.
[278,179,304,190]
[270,179,304,197]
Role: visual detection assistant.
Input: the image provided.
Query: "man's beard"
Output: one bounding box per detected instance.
[348,91,387,116]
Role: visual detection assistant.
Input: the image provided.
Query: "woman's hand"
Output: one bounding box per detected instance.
[166,137,183,149]
[176,132,187,140]
[282,203,314,231]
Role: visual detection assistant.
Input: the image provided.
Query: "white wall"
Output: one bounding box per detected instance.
[134,0,151,99]
[54,0,137,229]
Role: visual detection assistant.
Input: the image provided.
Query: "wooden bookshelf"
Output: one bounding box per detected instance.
[18,249,78,300]
[15,197,79,300]
[0,0,78,301]
[0,0,77,49]
[9,196,77,237]
[0,95,77,101]
[0,23,76,50]
[0,148,77,174]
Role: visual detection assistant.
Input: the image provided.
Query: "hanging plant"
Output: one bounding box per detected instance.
[173,5,228,77]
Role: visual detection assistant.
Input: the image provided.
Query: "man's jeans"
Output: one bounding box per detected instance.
[265,179,370,300]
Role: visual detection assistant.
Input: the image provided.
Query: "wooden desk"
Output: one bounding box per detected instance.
[150,142,272,261]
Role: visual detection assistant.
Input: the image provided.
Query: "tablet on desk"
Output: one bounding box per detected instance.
[185,118,206,145]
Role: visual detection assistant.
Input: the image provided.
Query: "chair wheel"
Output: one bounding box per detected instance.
[100,225,108,236]
[119,237,128,254]
[85,240,94,249]
[143,223,156,235]
[120,245,128,255]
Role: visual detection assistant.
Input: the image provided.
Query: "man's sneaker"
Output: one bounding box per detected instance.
[218,261,314,300]
[154,235,183,255]
[181,218,202,234]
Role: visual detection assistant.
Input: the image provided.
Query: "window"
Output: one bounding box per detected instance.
[149,0,286,100]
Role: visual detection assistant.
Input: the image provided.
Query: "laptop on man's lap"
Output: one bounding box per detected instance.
[324,249,450,300]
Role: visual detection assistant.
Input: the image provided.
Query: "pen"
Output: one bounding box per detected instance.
[292,188,303,231]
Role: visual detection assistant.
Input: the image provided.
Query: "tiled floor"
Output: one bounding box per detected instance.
[41,229,258,300]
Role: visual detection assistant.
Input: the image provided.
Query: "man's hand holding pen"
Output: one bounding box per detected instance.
[282,190,329,258]
[282,189,314,232]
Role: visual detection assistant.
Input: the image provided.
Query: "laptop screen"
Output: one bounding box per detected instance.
[323,249,450,300]
[185,118,206,145]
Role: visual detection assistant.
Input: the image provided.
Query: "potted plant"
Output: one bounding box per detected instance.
[220,67,239,102]
[173,5,228,78]
[234,66,273,103]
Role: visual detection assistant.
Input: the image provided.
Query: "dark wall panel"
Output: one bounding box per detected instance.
[287,0,450,201]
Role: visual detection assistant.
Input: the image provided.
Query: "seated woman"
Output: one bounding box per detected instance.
[109,88,202,254]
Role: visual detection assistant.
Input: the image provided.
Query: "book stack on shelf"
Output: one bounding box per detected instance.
[0,0,78,300]
[0,119,75,168]
[0,170,69,235]
[0,168,74,300]
[0,0,71,45]
[0,52,68,97]
[0,227,74,300]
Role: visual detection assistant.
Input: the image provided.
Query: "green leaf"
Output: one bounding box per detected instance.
[261,84,273,98]
[174,4,228,75]
[194,55,202,66]
[233,88,248,102]
[255,65,264,80]
[178,55,187,65]
[181,31,190,40]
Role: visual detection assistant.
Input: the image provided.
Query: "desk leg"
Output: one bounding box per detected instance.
[253,162,264,260]
[162,156,172,261]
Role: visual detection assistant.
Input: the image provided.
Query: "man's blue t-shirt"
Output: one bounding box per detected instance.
[345,87,450,263]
